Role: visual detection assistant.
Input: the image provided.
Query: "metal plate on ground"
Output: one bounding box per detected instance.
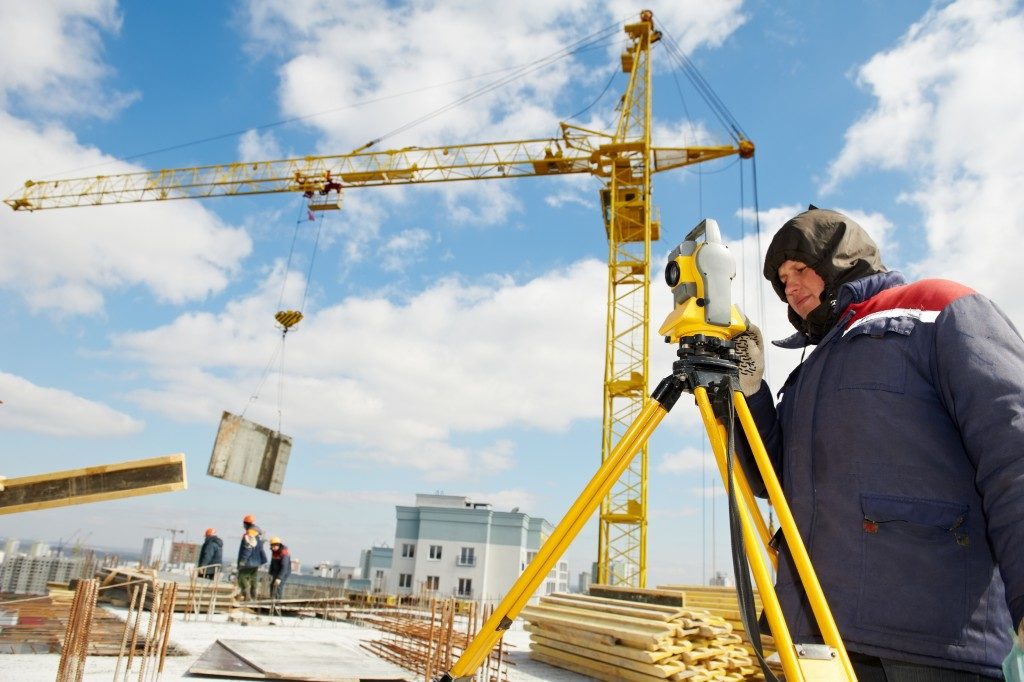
[208,412,291,494]
[188,639,412,681]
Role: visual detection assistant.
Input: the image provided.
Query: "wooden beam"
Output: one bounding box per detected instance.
[0,454,187,515]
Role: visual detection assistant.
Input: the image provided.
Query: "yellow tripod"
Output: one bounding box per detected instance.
[438,220,857,681]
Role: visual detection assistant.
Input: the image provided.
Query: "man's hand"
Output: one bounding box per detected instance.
[272,578,281,587]
[734,323,765,396]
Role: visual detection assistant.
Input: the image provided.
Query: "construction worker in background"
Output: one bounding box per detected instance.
[197,527,223,580]
[734,206,1024,680]
[236,514,267,601]
[267,536,291,601]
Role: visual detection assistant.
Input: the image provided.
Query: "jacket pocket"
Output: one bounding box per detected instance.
[839,317,912,393]
[856,493,969,644]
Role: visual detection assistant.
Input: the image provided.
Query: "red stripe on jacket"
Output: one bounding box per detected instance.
[842,279,975,331]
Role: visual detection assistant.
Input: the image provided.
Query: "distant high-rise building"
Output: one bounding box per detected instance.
[3,538,19,557]
[169,542,200,565]
[27,541,50,558]
[141,537,171,568]
[577,571,592,594]
[0,555,83,595]
[359,546,393,593]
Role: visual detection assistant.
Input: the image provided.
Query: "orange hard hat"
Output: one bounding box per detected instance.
[205,528,216,537]
[243,514,255,524]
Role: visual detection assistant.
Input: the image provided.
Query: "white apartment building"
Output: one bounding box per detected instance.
[389,494,557,604]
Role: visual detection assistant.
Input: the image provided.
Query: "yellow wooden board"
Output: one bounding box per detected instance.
[0,454,186,514]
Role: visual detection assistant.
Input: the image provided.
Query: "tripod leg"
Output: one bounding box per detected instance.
[694,387,802,681]
[732,391,856,680]
[439,376,685,682]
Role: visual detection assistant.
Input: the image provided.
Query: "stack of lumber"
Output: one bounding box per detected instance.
[96,566,236,613]
[521,592,762,682]
[659,584,776,666]
[0,586,185,655]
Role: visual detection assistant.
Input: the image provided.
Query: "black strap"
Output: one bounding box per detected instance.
[722,382,780,682]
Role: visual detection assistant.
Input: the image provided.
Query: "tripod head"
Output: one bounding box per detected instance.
[658,218,747,396]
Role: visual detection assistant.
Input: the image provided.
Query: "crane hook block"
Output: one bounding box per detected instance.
[275,310,304,330]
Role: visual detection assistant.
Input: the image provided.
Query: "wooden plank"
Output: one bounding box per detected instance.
[528,629,675,665]
[542,593,685,619]
[0,454,186,515]
[531,635,687,678]
[520,604,672,650]
[530,645,691,682]
[589,584,686,607]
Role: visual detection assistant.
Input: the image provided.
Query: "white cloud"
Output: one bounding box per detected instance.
[544,189,591,209]
[656,445,707,474]
[0,0,138,118]
[238,128,283,161]
[0,115,252,314]
[238,1,748,229]
[379,228,432,272]
[0,372,143,437]
[111,259,608,479]
[824,0,1024,320]
[0,5,253,317]
[464,488,542,513]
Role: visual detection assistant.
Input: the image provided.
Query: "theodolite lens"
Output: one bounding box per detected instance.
[665,260,680,287]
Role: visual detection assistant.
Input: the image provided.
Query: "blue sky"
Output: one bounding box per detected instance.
[2,1,1022,587]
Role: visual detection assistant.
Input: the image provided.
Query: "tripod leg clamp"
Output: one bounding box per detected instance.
[651,375,685,411]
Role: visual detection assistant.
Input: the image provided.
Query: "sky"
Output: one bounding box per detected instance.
[1,0,1023,588]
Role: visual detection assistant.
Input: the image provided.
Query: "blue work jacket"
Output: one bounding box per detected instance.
[739,271,1024,677]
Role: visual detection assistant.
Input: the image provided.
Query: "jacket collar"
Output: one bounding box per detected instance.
[771,271,907,349]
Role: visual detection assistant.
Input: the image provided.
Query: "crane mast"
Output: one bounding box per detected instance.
[4,11,753,588]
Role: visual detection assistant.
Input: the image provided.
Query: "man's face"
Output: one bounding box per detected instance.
[778,259,825,320]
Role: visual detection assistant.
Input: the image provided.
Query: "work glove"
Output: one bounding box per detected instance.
[272,578,281,587]
[733,323,764,396]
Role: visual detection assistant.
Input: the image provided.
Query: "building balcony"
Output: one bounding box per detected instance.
[455,556,476,567]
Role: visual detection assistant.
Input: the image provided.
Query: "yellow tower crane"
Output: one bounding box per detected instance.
[5,10,753,588]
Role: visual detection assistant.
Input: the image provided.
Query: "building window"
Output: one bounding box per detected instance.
[429,545,442,560]
[426,575,439,590]
[401,543,415,558]
[457,547,475,566]
[375,570,384,579]
[399,573,412,588]
[457,578,473,597]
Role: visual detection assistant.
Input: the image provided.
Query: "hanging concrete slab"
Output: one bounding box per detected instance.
[187,639,412,681]
[208,412,291,494]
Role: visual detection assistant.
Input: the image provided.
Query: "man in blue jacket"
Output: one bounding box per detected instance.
[197,527,223,579]
[735,206,1024,680]
[236,514,267,601]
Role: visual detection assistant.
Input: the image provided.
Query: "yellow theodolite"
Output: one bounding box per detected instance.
[438,219,857,682]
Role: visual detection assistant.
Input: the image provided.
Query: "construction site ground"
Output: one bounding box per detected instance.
[0,605,592,681]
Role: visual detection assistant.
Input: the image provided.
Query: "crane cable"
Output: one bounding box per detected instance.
[650,12,772,588]
[350,15,631,153]
[240,201,325,433]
